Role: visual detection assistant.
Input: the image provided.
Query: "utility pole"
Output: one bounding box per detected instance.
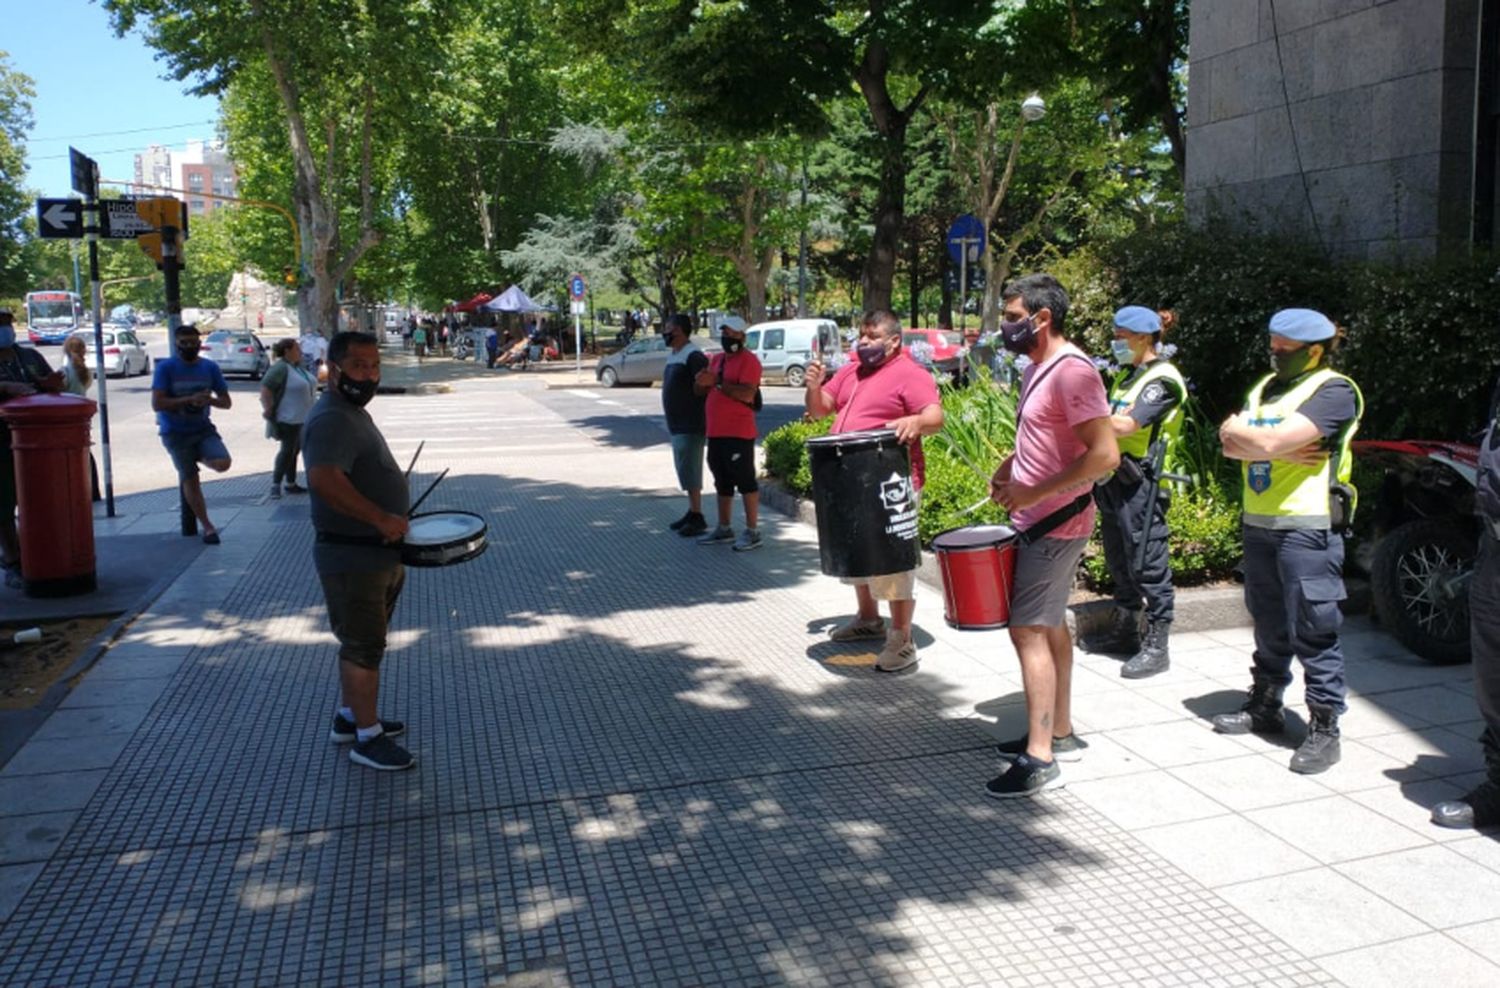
[78,162,117,519]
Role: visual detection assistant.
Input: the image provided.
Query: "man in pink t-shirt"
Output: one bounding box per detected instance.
[805,310,944,672]
[693,323,764,551]
[986,274,1119,800]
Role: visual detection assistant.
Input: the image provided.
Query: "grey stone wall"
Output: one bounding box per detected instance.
[1186,0,1480,260]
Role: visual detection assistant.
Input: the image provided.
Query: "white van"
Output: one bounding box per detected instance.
[743,318,842,386]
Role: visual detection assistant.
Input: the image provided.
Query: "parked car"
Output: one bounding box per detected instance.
[68,329,151,378]
[596,334,672,387]
[903,328,964,365]
[204,330,271,379]
[742,318,841,386]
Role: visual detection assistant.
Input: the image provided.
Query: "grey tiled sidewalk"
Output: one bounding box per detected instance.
[0,378,1496,985]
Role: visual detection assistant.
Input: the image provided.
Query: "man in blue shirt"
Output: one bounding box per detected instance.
[151,323,233,543]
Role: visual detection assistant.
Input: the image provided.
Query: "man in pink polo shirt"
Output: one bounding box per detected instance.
[987,273,1119,799]
[805,310,944,672]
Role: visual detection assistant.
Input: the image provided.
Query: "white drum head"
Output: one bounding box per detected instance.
[406,512,484,546]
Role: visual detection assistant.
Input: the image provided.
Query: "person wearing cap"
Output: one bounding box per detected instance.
[1431,369,1500,829]
[1083,306,1188,678]
[0,308,63,589]
[1216,308,1363,774]
[694,322,764,551]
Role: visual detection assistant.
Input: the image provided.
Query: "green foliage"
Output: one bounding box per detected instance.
[0,51,34,297]
[762,416,831,497]
[1063,224,1500,438]
[1080,488,1243,589]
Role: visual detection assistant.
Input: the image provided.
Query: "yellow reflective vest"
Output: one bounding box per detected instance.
[1109,359,1188,463]
[1241,368,1364,530]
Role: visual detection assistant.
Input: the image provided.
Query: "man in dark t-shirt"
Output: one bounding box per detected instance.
[0,309,61,588]
[660,313,709,536]
[304,331,414,772]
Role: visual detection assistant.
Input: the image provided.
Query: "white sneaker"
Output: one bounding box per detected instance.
[829,617,886,642]
[875,632,918,673]
[732,528,762,552]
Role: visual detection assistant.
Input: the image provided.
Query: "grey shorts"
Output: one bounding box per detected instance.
[1008,536,1087,628]
[670,433,705,491]
[160,427,230,478]
[319,565,405,669]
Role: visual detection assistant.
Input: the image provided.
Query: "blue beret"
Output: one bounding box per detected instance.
[1113,305,1160,335]
[1268,308,1335,342]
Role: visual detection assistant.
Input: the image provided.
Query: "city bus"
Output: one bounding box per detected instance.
[24,290,85,344]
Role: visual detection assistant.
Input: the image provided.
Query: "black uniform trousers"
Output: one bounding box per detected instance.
[1472,530,1500,782]
[1096,472,1175,626]
[1242,525,1348,712]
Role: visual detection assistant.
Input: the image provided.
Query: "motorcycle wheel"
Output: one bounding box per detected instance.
[1370,516,1474,664]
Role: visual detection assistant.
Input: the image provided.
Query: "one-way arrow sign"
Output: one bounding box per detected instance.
[36,197,84,239]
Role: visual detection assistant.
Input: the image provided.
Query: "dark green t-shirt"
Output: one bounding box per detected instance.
[302,389,410,574]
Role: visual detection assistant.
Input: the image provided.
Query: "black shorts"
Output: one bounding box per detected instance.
[706,437,758,496]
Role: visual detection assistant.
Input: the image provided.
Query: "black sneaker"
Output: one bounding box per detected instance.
[996,732,1089,763]
[985,752,1064,799]
[330,714,406,744]
[677,513,708,537]
[668,510,694,531]
[349,733,415,771]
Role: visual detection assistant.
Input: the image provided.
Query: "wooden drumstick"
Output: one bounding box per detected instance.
[404,441,425,479]
[407,467,449,517]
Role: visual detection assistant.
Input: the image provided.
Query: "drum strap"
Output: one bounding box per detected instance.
[1015,492,1094,546]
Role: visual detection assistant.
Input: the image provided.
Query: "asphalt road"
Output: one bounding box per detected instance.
[16,337,813,502]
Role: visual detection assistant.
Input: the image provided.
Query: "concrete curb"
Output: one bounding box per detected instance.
[757,478,1256,636]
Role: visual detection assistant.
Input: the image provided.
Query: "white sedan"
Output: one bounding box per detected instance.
[69,329,152,377]
[205,331,271,379]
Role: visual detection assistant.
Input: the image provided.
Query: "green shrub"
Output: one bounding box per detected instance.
[1080,485,1244,590]
[762,416,831,497]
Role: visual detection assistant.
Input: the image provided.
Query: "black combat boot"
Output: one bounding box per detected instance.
[1079,607,1141,654]
[1121,622,1170,679]
[1212,671,1287,735]
[1290,703,1342,774]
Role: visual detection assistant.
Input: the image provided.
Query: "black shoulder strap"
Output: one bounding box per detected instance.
[1018,351,1094,417]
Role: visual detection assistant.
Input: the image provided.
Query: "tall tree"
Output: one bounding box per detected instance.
[0,51,35,298]
[563,0,997,311]
[104,0,451,333]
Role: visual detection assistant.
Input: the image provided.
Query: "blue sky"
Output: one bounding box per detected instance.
[5,0,220,196]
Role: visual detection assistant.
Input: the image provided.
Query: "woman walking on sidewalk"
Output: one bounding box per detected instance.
[260,338,317,499]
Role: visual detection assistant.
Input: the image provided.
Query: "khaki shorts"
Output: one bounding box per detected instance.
[841,567,918,601]
[319,566,405,669]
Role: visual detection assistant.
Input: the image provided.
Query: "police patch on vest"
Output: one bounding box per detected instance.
[1142,382,1167,404]
[1248,461,1272,493]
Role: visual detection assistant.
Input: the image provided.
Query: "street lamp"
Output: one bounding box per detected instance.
[1021,92,1046,122]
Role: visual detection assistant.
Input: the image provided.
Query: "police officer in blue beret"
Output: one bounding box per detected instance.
[1432,372,1500,828]
[1215,309,1363,774]
[1083,306,1188,678]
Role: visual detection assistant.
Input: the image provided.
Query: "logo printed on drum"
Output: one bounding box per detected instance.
[879,472,918,541]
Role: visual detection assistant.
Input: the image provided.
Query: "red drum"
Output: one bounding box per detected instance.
[932,524,1018,630]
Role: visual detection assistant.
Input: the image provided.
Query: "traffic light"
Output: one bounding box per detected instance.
[283,266,296,285]
[134,197,187,271]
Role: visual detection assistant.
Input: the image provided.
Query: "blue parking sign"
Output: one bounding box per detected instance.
[569,274,586,300]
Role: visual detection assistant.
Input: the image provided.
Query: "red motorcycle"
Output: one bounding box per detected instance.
[1353,440,1478,664]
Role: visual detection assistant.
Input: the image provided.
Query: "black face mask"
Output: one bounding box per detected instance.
[177,342,201,360]
[998,315,1038,355]
[336,372,379,407]
[721,333,744,353]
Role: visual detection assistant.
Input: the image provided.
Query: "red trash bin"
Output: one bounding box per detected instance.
[0,393,97,597]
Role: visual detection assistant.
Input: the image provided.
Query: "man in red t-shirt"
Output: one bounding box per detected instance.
[986,273,1119,800]
[693,323,764,551]
[805,310,943,672]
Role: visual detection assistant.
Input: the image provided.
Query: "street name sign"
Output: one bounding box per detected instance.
[36,198,84,239]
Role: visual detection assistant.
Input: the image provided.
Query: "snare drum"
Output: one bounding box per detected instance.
[401,511,488,567]
[931,524,1018,630]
